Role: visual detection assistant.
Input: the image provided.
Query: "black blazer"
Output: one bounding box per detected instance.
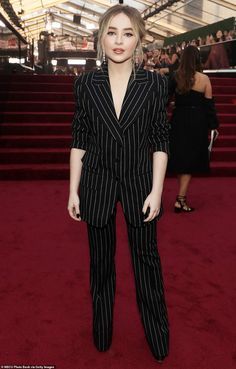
[71,65,169,227]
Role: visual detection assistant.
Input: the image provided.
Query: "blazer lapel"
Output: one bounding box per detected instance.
[90,65,123,145]
[89,65,153,144]
[119,68,154,133]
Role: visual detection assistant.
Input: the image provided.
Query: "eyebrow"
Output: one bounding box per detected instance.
[108,26,134,31]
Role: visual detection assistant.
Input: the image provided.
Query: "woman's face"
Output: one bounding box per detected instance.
[102,12,138,64]
[216,30,223,39]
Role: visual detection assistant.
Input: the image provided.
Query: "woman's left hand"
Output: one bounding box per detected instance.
[142,191,161,222]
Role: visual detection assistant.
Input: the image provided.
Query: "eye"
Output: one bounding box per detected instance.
[124,32,133,37]
[107,31,116,36]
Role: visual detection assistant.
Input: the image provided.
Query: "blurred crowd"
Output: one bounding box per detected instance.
[143,28,236,73]
[38,28,235,75]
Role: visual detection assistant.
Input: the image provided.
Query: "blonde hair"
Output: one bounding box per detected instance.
[97,5,146,66]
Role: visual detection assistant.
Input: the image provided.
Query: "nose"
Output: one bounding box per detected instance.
[115,33,123,45]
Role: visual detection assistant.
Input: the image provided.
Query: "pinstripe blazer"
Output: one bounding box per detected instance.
[71,65,169,227]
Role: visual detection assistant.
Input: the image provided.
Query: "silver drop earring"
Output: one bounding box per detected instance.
[102,49,106,64]
[134,48,139,66]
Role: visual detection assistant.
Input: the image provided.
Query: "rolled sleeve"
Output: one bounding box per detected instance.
[71,75,90,150]
[149,74,170,155]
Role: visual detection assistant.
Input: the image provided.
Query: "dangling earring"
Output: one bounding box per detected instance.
[102,49,106,64]
[133,48,139,66]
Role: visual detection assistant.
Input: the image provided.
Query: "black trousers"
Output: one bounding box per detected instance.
[87,193,169,359]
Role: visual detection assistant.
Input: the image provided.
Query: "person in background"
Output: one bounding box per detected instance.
[197,36,203,46]
[205,33,230,69]
[176,45,182,54]
[181,41,186,49]
[228,30,235,40]
[190,39,197,46]
[168,46,219,212]
[144,49,155,71]
[153,48,161,68]
[159,48,171,68]
[159,46,180,75]
[216,30,225,42]
[223,30,232,41]
[68,4,169,362]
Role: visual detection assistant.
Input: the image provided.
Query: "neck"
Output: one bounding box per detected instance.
[107,59,133,77]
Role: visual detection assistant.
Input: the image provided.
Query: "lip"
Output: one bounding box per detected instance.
[113,48,125,53]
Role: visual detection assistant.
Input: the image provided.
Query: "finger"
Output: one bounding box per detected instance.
[144,209,158,222]
[144,212,154,222]
[68,206,81,222]
[72,213,81,221]
[69,209,79,221]
[68,209,77,220]
[74,203,80,215]
[72,215,81,221]
[73,205,81,221]
[142,201,149,214]
[151,209,160,220]
[75,212,81,221]
[143,208,154,222]
[74,209,81,220]
[156,208,160,217]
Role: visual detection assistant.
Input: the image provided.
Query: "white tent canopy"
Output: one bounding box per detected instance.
[1,0,236,42]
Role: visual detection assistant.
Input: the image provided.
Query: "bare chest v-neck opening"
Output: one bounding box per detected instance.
[108,74,132,122]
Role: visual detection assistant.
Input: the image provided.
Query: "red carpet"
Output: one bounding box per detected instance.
[0,75,236,179]
[0,177,235,369]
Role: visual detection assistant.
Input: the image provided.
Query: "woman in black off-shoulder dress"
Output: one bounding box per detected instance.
[168,46,219,212]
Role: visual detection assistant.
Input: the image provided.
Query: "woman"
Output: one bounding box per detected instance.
[169,46,180,70]
[168,46,219,212]
[204,32,230,69]
[159,46,180,75]
[68,4,169,362]
[159,48,171,68]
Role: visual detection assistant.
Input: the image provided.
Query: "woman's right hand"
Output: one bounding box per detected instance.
[68,192,81,221]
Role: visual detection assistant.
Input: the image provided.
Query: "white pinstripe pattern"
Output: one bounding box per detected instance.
[72,65,170,359]
[71,66,170,227]
[87,204,169,359]
[87,210,117,351]
[127,221,169,359]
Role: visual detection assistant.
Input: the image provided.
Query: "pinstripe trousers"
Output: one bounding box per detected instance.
[87,194,169,359]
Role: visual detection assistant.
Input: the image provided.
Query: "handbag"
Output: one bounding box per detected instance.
[208,129,219,158]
